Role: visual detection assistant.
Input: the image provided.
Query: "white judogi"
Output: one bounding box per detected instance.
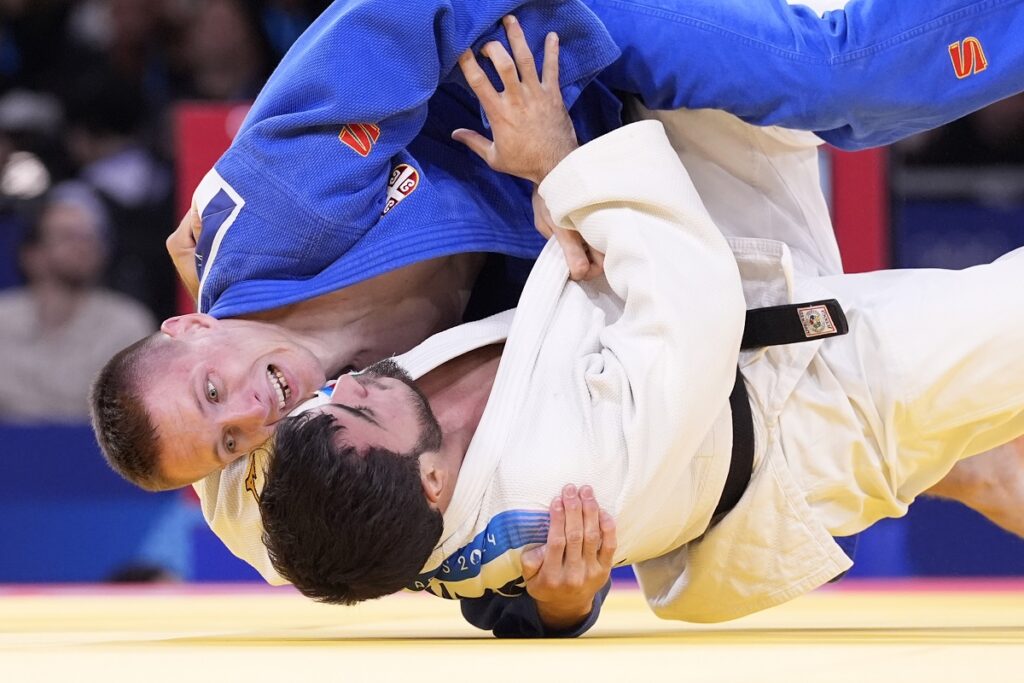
[405,118,853,621]
[195,109,1024,622]
[408,108,1024,622]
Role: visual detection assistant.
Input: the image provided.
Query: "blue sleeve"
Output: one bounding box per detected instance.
[460,582,610,638]
[587,0,1024,149]
[198,0,619,314]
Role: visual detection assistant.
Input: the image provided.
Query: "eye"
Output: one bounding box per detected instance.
[224,433,236,454]
[206,379,219,402]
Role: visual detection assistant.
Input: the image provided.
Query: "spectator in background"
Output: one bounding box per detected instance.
[64,71,177,320]
[184,0,274,101]
[0,89,63,290]
[0,181,154,423]
[0,0,75,94]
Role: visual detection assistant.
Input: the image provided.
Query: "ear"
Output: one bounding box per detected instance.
[160,312,217,338]
[419,452,446,510]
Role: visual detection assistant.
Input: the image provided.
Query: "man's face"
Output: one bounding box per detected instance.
[144,314,327,486]
[34,204,106,287]
[320,359,442,457]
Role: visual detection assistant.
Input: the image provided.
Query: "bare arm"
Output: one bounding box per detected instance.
[166,207,201,304]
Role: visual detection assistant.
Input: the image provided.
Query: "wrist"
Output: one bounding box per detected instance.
[534,139,579,184]
[534,595,593,632]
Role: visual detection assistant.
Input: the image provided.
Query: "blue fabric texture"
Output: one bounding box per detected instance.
[590,0,1024,149]
[198,0,622,317]
[199,0,1024,318]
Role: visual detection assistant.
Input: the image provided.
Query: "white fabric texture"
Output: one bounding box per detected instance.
[419,121,746,606]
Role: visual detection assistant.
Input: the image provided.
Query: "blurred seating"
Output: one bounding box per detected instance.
[0,183,155,422]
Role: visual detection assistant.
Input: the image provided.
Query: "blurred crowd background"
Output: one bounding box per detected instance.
[0,0,332,422]
[0,0,1021,585]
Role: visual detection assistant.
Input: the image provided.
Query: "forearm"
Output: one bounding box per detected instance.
[589,0,1024,149]
[538,120,745,455]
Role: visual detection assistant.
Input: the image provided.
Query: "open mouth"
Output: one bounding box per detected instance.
[267,365,292,412]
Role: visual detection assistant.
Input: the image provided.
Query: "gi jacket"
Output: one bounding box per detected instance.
[408,121,850,622]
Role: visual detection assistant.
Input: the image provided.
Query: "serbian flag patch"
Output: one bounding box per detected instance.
[382,163,420,216]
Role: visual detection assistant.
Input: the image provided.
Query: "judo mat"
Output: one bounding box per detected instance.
[2,579,1022,683]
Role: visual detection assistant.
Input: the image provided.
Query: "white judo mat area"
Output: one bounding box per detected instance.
[2,580,1022,683]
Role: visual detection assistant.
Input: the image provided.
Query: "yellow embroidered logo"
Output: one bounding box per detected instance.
[949,37,988,79]
[244,450,265,503]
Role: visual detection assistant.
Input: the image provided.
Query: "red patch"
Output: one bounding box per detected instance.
[338,123,382,156]
[382,163,420,216]
[949,37,988,80]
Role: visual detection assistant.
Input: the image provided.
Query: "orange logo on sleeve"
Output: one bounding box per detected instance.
[339,123,381,156]
[949,37,988,79]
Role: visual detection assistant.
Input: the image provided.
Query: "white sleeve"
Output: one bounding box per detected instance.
[537,120,745,469]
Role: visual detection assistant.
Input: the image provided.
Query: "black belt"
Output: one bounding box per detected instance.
[712,298,848,518]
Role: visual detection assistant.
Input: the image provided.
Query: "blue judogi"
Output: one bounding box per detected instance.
[592,0,1024,148]
[195,0,1024,319]
[195,0,622,318]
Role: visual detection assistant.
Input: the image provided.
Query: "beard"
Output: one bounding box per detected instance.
[356,358,443,455]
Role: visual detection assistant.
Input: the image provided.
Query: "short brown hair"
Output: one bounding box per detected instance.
[90,334,174,491]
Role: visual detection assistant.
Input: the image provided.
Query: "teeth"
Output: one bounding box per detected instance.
[267,367,289,411]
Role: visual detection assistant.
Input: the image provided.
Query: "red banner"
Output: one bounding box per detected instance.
[173,102,251,314]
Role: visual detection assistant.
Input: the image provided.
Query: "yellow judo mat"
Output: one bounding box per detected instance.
[2,580,1022,683]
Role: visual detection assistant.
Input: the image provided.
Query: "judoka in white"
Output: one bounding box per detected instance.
[256,47,1024,622]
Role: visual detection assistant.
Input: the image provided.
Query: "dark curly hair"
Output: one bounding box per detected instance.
[259,411,443,605]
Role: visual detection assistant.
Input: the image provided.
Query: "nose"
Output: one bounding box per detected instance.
[222,395,271,451]
[331,374,369,404]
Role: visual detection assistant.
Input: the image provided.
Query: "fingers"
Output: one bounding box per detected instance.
[583,245,605,281]
[580,486,602,561]
[521,546,544,582]
[457,49,500,110]
[543,494,567,569]
[451,128,493,162]
[596,510,617,568]
[531,188,556,239]
[503,15,538,87]
[553,226,592,281]
[481,41,521,104]
[541,32,559,87]
[561,484,585,575]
